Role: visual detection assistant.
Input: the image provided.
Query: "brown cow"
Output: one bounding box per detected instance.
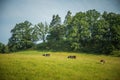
[100,59,105,64]
[67,55,76,59]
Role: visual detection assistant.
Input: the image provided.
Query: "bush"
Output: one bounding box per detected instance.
[4,45,10,53]
[111,50,120,57]
[36,42,49,50]
[0,42,5,53]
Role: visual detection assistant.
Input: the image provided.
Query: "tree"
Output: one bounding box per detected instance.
[4,45,9,53]
[8,21,34,52]
[63,11,72,40]
[66,12,90,51]
[6,10,120,54]
[47,14,62,42]
[33,22,49,43]
[86,9,100,26]
[103,12,120,50]
[49,14,61,28]
[64,11,72,26]
[47,14,67,50]
[0,42,9,53]
[0,42,5,53]
[92,19,112,53]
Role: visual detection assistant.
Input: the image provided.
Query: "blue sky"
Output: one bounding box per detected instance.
[0,0,120,44]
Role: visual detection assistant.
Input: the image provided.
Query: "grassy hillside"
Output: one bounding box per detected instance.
[0,51,120,80]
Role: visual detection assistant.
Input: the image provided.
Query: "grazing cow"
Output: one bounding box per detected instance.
[67,55,76,59]
[43,54,50,57]
[100,59,105,64]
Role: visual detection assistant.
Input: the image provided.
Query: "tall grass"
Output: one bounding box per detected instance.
[0,50,120,80]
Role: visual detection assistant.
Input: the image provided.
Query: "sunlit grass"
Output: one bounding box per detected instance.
[0,50,120,80]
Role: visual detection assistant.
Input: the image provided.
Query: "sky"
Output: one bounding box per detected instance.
[0,0,120,44]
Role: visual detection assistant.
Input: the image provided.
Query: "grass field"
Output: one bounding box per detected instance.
[0,50,120,80]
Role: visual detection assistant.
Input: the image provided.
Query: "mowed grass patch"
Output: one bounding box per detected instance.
[0,51,120,80]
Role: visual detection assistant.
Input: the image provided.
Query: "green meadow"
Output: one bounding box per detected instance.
[0,51,120,80]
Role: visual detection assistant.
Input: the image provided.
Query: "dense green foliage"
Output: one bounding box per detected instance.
[0,42,9,53]
[45,10,120,55]
[8,21,35,52]
[0,9,120,55]
[34,22,49,43]
[0,51,120,80]
[0,42,5,53]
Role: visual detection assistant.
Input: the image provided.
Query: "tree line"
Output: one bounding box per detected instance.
[0,9,120,55]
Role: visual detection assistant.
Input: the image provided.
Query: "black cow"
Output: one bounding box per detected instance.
[43,54,50,56]
[67,55,76,59]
